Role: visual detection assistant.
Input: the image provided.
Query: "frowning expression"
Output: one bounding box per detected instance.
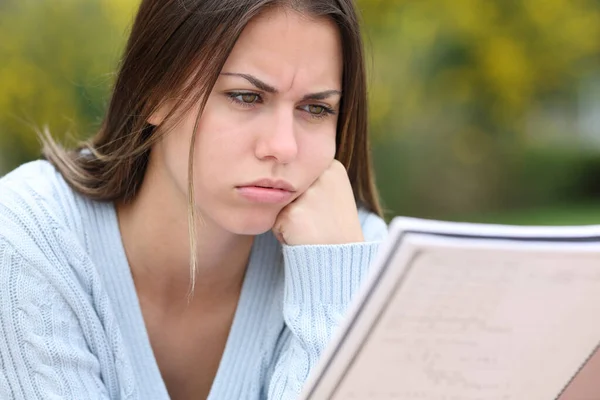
[155,7,343,235]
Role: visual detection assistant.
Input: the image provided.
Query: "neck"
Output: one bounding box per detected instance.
[116,162,253,309]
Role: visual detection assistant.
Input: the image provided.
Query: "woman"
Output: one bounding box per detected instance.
[0,0,387,399]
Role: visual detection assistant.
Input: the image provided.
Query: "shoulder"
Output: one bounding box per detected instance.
[1,159,77,213]
[0,160,110,316]
[0,160,90,266]
[357,206,388,242]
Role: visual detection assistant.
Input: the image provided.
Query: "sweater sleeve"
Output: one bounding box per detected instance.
[0,242,110,400]
[265,211,388,399]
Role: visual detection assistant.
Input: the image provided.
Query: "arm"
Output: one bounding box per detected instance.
[0,242,111,400]
[266,211,388,399]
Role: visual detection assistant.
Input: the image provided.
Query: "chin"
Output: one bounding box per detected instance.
[220,206,280,236]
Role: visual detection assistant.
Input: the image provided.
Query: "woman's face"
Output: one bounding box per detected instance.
[154,8,343,235]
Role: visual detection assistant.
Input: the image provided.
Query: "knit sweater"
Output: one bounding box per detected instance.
[0,160,387,400]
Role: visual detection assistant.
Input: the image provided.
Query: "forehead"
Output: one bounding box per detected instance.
[221,8,343,91]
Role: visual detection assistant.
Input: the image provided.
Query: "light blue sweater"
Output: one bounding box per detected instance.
[0,160,387,400]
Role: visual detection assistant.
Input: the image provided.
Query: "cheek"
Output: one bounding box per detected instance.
[195,104,223,163]
[191,100,249,188]
[302,132,337,179]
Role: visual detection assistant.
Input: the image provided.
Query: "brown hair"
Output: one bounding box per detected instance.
[42,0,383,288]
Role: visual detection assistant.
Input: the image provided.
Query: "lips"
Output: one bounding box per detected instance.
[236,178,296,204]
[242,178,295,192]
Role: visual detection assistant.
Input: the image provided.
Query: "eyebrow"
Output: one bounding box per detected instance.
[220,72,277,93]
[302,90,342,101]
[220,72,342,101]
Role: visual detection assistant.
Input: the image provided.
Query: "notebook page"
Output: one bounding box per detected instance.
[330,246,600,400]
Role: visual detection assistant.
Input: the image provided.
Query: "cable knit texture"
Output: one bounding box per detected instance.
[0,160,388,400]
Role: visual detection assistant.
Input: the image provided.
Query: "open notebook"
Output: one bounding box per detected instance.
[300,217,600,400]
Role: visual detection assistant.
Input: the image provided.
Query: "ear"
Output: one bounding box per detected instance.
[147,100,174,126]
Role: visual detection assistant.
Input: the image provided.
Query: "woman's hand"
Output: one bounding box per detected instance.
[273,159,364,245]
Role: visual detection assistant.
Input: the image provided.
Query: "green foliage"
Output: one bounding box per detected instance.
[356,0,600,219]
[0,0,136,170]
[357,0,600,137]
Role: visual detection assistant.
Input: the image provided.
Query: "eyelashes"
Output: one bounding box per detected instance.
[225,91,337,120]
[228,92,261,106]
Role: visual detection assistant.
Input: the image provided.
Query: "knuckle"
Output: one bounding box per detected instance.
[331,159,347,173]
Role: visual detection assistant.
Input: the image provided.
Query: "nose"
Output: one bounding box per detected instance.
[255,108,298,164]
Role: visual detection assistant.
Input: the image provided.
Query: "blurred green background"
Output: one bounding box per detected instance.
[1,0,599,225]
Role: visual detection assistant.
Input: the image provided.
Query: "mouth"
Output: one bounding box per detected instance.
[241,178,296,192]
[236,178,296,204]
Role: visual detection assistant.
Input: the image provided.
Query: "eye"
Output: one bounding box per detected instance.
[226,91,263,107]
[308,105,326,115]
[299,104,336,120]
[238,93,260,104]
